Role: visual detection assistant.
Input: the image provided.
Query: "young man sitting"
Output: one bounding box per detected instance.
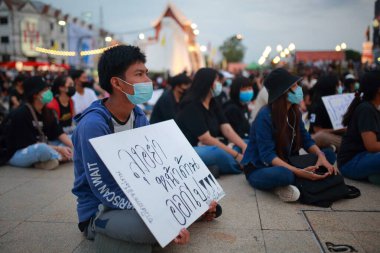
[72,45,219,251]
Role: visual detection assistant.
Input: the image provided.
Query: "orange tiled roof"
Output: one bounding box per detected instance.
[295,51,344,62]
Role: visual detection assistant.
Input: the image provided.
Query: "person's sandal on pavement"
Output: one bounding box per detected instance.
[196,204,222,222]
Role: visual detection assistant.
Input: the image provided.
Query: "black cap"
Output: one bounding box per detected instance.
[23,76,49,100]
[264,68,302,104]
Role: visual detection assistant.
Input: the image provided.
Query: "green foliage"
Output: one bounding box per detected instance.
[219,35,246,63]
[345,49,361,62]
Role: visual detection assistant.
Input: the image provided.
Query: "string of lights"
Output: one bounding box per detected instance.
[80,44,118,56]
[35,44,119,57]
[35,47,76,56]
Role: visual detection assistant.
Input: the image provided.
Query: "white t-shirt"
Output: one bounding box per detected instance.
[250,87,268,123]
[72,88,98,115]
[112,111,135,133]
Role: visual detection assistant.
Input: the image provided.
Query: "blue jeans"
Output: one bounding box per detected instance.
[247,148,336,190]
[340,151,380,180]
[8,143,61,168]
[194,146,242,174]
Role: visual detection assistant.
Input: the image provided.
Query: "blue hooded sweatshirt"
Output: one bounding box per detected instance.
[72,99,149,223]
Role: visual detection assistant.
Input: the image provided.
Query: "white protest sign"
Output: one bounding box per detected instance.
[89,120,225,247]
[322,93,355,130]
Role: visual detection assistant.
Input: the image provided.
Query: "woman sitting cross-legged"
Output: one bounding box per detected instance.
[5,76,73,170]
[241,68,338,202]
[176,68,247,175]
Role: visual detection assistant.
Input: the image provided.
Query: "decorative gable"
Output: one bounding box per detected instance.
[18,1,38,14]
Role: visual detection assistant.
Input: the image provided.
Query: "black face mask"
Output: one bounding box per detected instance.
[81,81,91,88]
[67,86,76,97]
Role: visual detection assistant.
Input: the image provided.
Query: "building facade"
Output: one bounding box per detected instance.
[0,0,113,71]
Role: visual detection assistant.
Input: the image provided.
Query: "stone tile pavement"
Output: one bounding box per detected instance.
[0,163,379,253]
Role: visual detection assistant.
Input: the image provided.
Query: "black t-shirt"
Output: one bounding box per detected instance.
[338,101,380,167]
[8,88,23,110]
[58,99,73,127]
[309,100,332,133]
[150,89,178,124]
[6,104,64,155]
[176,99,228,146]
[223,100,250,138]
[215,91,228,106]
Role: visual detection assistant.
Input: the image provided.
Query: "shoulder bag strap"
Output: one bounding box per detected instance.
[26,103,47,143]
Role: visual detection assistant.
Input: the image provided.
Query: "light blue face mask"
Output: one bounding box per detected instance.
[239,90,254,103]
[41,89,53,104]
[287,86,303,104]
[212,81,223,97]
[117,78,153,105]
[337,85,343,94]
[354,82,360,91]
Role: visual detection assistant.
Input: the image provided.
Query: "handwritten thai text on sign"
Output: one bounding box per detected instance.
[90,120,225,247]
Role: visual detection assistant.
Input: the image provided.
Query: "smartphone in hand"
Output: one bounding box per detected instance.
[315,167,328,175]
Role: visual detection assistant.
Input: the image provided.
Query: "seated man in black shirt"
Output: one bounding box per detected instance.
[5,77,73,170]
[150,73,191,124]
[309,74,343,152]
[8,74,26,111]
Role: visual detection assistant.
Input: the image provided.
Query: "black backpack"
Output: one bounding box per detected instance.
[288,154,359,207]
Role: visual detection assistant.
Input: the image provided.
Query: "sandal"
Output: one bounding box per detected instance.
[196,204,222,222]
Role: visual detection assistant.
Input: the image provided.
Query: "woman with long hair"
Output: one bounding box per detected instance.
[338,70,380,185]
[241,68,338,202]
[176,68,247,174]
[47,75,76,134]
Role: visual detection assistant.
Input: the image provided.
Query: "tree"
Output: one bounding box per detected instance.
[219,35,246,63]
[345,49,361,62]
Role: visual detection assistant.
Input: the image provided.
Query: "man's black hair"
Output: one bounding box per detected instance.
[97,45,146,94]
[168,73,192,88]
[14,74,26,84]
[70,70,84,81]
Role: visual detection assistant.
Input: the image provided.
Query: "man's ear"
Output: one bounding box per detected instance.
[110,77,122,90]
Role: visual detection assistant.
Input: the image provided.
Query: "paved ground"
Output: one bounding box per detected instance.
[0,163,379,253]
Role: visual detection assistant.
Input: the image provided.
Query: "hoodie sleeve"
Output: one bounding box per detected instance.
[255,108,278,166]
[75,116,133,210]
